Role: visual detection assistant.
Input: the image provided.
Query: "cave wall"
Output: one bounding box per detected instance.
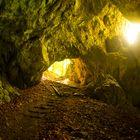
[0,0,81,88]
[69,58,93,86]
[0,0,140,106]
[111,0,140,22]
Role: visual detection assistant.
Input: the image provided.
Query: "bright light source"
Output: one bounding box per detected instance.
[48,59,71,77]
[122,21,140,44]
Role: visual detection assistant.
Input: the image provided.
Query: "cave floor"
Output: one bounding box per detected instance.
[0,80,140,140]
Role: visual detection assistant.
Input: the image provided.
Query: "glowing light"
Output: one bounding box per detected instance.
[61,78,70,84]
[48,59,71,76]
[41,75,47,81]
[122,21,140,44]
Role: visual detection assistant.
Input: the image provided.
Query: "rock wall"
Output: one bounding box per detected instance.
[111,0,140,22]
[0,0,140,107]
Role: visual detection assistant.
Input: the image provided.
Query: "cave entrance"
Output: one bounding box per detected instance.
[42,58,93,87]
[48,59,71,77]
[42,59,73,85]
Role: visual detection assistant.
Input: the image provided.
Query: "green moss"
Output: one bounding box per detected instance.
[4,95,11,102]
[0,92,4,100]
[0,76,19,105]
[75,0,107,16]
[42,43,50,65]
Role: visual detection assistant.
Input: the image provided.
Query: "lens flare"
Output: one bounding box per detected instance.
[122,21,140,44]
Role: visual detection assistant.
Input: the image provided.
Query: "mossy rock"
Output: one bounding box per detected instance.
[93,74,126,106]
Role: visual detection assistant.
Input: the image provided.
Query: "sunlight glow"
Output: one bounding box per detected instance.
[122,21,140,44]
[48,59,71,76]
[57,78,70,85]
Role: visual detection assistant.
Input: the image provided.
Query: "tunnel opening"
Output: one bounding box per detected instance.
[42,58,93,87]
[42,59,72,85]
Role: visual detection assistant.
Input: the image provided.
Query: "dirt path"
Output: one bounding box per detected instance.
[0,80,140,140]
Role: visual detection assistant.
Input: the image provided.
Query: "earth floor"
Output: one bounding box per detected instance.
[0,80,140,140]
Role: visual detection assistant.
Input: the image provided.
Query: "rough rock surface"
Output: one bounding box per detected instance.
[0,0,140,107]
[111,0,140,22]
[90,74,126,106]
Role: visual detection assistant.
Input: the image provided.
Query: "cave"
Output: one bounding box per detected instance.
[0,0,140,139]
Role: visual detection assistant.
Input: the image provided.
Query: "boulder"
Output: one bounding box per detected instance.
[87,74,126,106]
